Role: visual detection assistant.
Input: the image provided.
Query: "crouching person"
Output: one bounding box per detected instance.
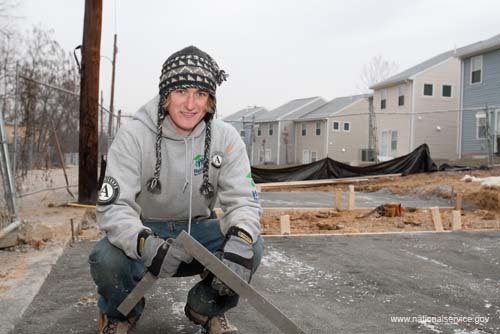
[89,46,263,334]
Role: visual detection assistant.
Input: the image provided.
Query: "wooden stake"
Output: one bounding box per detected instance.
[335,189,342,211]
[347,185,355,211]
[70,218,75,243]
[280,215,291,235]
[431,207,444,232]
[452,210,462,230]
[454,193,462,211]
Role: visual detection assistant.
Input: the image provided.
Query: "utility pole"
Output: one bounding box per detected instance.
[108,34,117,140]
[78,0,102,204]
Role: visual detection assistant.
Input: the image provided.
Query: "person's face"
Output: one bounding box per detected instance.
[166,88,210,136]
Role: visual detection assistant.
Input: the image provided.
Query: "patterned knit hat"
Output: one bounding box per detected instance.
[146,46,228,196]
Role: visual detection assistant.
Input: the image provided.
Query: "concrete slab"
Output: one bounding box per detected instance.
[258,189,459,209]
[10,231,500,334]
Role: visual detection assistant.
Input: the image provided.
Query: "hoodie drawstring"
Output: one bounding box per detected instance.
[188,138,194,235]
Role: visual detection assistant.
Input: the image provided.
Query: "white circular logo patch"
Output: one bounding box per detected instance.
[211,154,223,168]
[98,176,120,205]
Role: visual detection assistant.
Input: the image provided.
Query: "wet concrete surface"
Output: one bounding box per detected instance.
[259,189,459,208]
[11,231,500,334]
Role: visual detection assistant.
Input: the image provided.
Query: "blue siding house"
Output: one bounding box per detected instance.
[457,33,500,156]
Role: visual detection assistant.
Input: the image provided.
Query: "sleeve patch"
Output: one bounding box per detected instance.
[97,176,120,205]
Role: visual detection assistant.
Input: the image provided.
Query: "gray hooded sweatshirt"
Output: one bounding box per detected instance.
[96,95,262,260]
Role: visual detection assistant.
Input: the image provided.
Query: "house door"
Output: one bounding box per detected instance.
[303,149,311,164]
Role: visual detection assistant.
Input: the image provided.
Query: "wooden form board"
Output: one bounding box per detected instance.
[256,173,402,191]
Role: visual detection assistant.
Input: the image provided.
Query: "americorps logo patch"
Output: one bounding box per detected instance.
[98,176,120,205]
[211,151,224,168]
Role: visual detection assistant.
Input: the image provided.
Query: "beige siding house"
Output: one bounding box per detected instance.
[371,50,461,160]
[251,97,326,165]
[296,95,373,165]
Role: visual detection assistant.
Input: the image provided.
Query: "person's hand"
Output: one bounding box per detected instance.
[212,227,254,296]
[138,231,192,277]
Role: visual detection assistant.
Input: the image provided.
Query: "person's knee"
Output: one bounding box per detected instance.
[89,237,138,284]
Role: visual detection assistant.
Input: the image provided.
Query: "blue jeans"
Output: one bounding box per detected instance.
[89,218,264,320]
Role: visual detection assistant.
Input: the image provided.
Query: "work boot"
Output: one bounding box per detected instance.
[185,304,238,334]
[97,312,139,334]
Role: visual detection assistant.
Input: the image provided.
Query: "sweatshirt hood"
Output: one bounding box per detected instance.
[133,94,206,141]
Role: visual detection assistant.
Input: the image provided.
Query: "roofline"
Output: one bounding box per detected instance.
[297,95,369,120]
[370,53,454,90]
[276,97,324,121]
[457,37,500,58]
[408,56,456,81]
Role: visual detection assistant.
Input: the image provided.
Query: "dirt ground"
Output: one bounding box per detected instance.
[260,167,500,235]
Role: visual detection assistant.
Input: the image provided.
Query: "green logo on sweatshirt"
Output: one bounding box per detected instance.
[194,154,204,176]
[246,172,256,187]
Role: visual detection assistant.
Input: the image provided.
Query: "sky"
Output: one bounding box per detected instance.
[14,0,500,119]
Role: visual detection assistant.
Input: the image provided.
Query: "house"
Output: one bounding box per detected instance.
[456,33,500,157]
[222,106,268,159]
[370,50,461,160]
[295,94,373,165]
[251,97,326,165]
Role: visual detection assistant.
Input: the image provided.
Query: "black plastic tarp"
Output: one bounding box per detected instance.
[251,144,438,184]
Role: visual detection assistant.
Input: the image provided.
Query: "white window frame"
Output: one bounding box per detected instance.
[311,151,317,162]
[423,83,433,97]
[256,125,261,137]
[476,112,487,140]
[332,121,340,132]
[470,55,483,85]
[343,121,351,132]
[398,84,405,106]
[268,123,274,136]
[380,89,387,109]
[316,121,321,136]
[391,130,398,151]
[442,84,453,98]
[301,123,307,136]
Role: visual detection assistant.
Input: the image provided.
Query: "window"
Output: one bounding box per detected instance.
[332,121,340,131]
[311,151,317,162]
[471,55,483,84]
[398,96,405,106]
[240,130,245,137]
[391,131,398,151]
[301,123,307,136]
[398,85,405,106]
[316,121,321,135]
[442,85,452,97]
[476,112,487,139]
[269,123,274,136]
[343,122,350,132]
[256,126,261,137]
[424,84,433,96]
[380,89,387,109]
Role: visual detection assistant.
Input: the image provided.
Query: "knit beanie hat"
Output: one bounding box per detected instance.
[146,46,228,196]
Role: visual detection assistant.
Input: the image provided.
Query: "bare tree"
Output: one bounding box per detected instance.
[358,55,398,92]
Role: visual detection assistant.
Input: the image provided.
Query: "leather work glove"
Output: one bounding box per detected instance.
[212,226,254,296]
[137,231,193,277]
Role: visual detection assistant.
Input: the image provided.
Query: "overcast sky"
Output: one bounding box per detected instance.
[15,0,500,119]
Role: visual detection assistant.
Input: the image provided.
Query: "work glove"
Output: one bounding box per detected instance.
[137,231,193,277]
[212,226,254,296]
